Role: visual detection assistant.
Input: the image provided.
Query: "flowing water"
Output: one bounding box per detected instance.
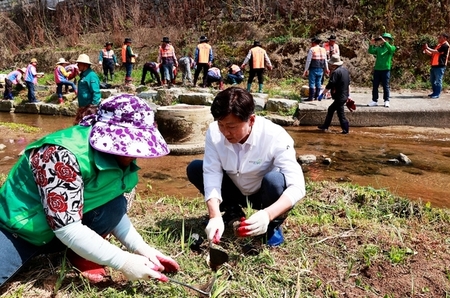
[1,113,449,208]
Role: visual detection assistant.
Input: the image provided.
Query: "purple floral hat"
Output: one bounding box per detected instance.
[80,94,169,158]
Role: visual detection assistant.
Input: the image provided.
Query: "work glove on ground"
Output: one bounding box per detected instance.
[120,252,168,282]
[136,244,180,273]
[205,216,224,243]
[237,210,270,237]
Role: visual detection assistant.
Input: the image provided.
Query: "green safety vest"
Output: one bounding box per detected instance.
[0,125,139,246]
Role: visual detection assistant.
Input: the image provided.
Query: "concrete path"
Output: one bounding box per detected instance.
[295,88,450,127]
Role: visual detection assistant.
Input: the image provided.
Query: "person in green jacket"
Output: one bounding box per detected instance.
[75,53,101,124]
[367,32,396,108]
[0,94,180,286]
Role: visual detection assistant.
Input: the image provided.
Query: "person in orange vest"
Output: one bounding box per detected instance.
[121,38,138,85]
[193,35,213,88]
[157,36,178,88]
[303,37,329,101]
[323,34,340,59]
[423,33,450,99]
[241,40,272,93]
[98,42,119,83]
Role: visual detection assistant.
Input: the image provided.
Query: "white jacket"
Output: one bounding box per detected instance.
[203,116,305,206]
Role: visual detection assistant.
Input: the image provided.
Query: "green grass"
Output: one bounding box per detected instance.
[2,181,450,297]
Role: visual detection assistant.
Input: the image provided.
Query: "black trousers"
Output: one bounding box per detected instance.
[193,63,209,86]
[247,68,264,84]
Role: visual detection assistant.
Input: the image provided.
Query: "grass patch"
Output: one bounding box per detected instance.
[0,122,40,133]
[2,181,450,297]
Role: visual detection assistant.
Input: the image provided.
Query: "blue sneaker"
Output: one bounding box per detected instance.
[266,226,284,246]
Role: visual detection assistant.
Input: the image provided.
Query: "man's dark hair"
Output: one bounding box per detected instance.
[210,87,255,121]
[442,33,449,39]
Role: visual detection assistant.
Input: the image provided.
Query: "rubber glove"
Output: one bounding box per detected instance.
[119,252,169,282]
[317,93,324,101]
[236,210,270,237]
[136,244,180,273]
[205,217,224,242]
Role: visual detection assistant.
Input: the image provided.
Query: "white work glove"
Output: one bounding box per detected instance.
[136,244,180,273]
[119,252,168,282]
[237,210,270,237]
[115,63,120,66]
[99,61,102,65]
[205,217,224,243]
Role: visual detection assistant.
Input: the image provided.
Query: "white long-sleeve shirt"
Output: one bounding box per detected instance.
[203,116,305,207]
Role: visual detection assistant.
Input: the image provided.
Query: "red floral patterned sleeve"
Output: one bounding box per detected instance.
[29,145,84,230]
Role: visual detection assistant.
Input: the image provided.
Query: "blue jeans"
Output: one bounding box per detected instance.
[125,62,133,80]
[372,70,391,102]
[56,81,77,98]
[186,159,286,212]
[430,66,446,97]
[0,195,127,287]
[160,63,174,81]
[227,73,244,84]
[308,67,324,90]
[25,81,37,102]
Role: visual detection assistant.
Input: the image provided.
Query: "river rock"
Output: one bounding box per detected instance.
[0,144,6,150]
[39,103,62,115]
[387,158,400,165]
[178,92,214,105]
[100,88,120,99]
[398,153,412,165]
[297,154,317,164]
[14,102,41,114]
[155,88,182,106]
[0,100,14,112]
[137,90,158,101]
[266,98,298,114]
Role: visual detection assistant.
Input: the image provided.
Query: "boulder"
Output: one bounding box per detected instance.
[178,92,214,105]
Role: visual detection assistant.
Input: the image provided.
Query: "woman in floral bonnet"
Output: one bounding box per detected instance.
[0,94,180,286]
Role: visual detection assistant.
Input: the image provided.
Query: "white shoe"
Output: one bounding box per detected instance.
[384,101,390,108]
[367,101,378,107]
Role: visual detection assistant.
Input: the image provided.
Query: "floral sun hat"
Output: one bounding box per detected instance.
[80,94,169,158]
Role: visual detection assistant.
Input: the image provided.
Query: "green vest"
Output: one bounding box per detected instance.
[0,125,139,246]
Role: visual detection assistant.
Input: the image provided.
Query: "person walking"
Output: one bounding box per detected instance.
[367,32,396,107]
[141,62,161,86]
[75,54,101,124]
[157,37,178,88]
[24,58,44,103]
[241,41,273,93]
[3,67,26,100]
[186,87,305,247]
[121,38,137,85]
[98,41,119,83]
[303,37,329,101]
[54,58,77,104]
[193,35,213,88]
[423,33,450,99]
[0,94,180,286]
[317,54,351,134]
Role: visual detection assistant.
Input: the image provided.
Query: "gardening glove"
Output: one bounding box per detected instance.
[205,216,224,243]
[237,210,270,237]
[317,93,324,101]
[115,63,120,66]
[136,244,180,273]
[119,252,169,282]
[98,61,102,65]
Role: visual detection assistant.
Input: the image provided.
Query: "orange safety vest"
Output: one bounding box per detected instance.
[197,43,211,64]
[250,46,267,69]
[431,42,449,66]
[121,45,135,63]
[159,45,175,58]
[323,43,339,58]
[309,46,327,68]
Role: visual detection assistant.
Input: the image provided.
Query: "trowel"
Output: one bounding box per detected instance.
[169,276,216,297]
[208,230,229,271]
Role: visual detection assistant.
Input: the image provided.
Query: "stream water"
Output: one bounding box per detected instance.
[1,113,449,208]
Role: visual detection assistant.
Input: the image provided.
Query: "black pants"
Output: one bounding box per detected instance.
[247,68,264,84]
[102,59,115,81]
[3,79,13,99]
[193,63,209,86]
[322,99,349,131]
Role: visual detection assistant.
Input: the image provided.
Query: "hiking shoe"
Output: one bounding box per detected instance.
[266,226,284,247]
[384,101,390,108]
[367,101,378,107]
[222,206,245,226]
